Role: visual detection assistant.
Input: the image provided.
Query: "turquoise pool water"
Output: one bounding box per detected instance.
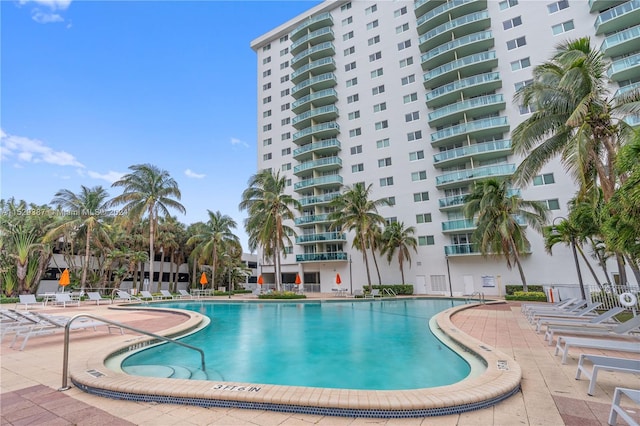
[121,298,471,390]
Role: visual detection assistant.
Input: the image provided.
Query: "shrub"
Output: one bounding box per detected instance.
[362,285,414,295]
[258,291,306,299]
[505,285,544,295]
[505,291,547,301]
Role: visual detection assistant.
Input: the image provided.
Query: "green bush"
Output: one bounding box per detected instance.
[505,291,547,301]
[505,285,544,295]
[0,296,19,304]
[258,291,306,299]
[362,285,414,295]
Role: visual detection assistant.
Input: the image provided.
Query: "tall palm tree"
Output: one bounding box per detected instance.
[186,210,240,290]
[381,221,417,285]
[329,183,388,287]
[239,169,299,291]
[110,164,186,292]
[45,185,112,291]
[463,178,549,291]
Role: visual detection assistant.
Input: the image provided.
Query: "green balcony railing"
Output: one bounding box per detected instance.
[296,252,348,262]
[433,139,511,163]
[294,175,343,191]
[291,12,333,41]
[600,24,640,54]
[291,27,334,53]
[419,10,490,46]
[293,121,340,142]
[438,194,468,209]
[426,72,501,102]
[292,73,337,96]
[424,51,497,82]
[436,163,516,186]
[614,81,640,98]
[291,42,335,66]
[292,105,339,126]
[296,232,346,244]
[294,214,330,225]
[291,57,336,82]
[445,244,479,255]
[292,88,338,111]
[594,0,640,34]
[293,138,341,157]
[299,192,340,206]
[428,94,504,122]
[421,30,493,65]
[293,156,342,174]
[416,0,474,28]
[431,116,509,144]
[442,219,476,231]
[607,51,640,79]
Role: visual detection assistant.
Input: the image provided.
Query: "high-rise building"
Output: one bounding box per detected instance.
[250,0,639,295]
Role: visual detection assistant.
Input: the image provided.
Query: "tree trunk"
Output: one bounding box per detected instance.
[169,252,175,293]
[157,251,164,293]
[370,241,382,285]
[570,240,586,300]
[510,238,528,291]
[80,228,92,292]
[615,253,628,288]
[624,255,640,286]
[148,209,155,295]
[360,232,372,287]
[575,244,604,291]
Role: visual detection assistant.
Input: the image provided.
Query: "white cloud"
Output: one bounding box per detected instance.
[230,137,249,148]
[87,170,125,184]
[20,0,72,11]
[19,0,71,24]
[31,10,64,23]
[0,129,85,167]
[185,169,206,179]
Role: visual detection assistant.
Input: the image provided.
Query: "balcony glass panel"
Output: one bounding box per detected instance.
[416,0,475,29]
[291,12,333,41]
[291,42,335,67]
[291,57,336,83]
[291,27,334,54]
[426,72,501,107]
[293,138,341,158]
[595,0,640,34]
[433,139,511,163]
[419,11,490,49]
[442,219,476,231]
[421,31,493,67]
[299,192,340,206]
[292,73,337,97]
[436,163,515,186]
[293,156,342,174]
[428,94,504,122]
[294,214,330,225]
[296,232,346,244]
[293,105,339,126]
[424,51,497,83]
[431,116,509,145]
[292,88,338,113]
[293,121,340,143]
[438,194,467,209]
[296,252,348,262]
[607,52,640,80]
[294,175,343,191]
[614,81,640,98]
[600,24,640,55]
[625,114,640,126]
[444,244,478,255]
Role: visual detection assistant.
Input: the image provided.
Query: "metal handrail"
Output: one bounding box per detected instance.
[466,291,485,304]
[383,288,397,297]
[59,313,206,391]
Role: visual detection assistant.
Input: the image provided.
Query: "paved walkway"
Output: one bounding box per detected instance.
[1,297,639,425]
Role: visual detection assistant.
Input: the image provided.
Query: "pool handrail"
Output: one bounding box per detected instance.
[59,313,206,391]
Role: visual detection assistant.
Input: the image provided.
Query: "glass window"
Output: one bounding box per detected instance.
[349,128,362,137]
[375,120,388,130]
[533,173,555,186]
[346,77,358,87]
[399,57,414,68]
[350,145,363,155]
[503,16,522,30]
[367,35,380,46]
[552,20,574,35]
[369,51,382,62]
[394,6,407,17]
[378,157,392,167]
[405,111,420,122]
[376,138,390,148]
[396,23,409,34]
[367,20,379,30]
[416,213,432,224]
[411,171,427,181]
[418,235,435,246]
[343,31,354,41]
[409,150,424,161]
[380,177,394,187]
[547,0,569,13]
[499,0,518,10]
[510,57,531,71]
[413,191,429,202]
[352,163,364,173]
[372,85,385,95]
[507,36,526,50]
[397,40,411,50]
[371,68,384,78]
[403,93,418,103]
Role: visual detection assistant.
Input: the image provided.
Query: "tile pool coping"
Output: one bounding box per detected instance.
[68,299,522,418]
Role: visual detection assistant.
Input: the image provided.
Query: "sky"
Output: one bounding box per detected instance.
[1,0,323,250]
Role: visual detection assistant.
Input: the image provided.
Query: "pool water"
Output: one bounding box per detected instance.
[121,299,471,390]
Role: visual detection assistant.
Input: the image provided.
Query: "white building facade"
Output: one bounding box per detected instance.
[250,0,640,296]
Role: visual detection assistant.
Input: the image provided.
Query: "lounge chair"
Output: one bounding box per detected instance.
[554,335,640,364]
[139,290,160,300]
[178,289,192,299]
[351,289,364,298]
[521,298,576,314]
[114,290,141,303]
[525,299,588,322]
[575,354,640,396]
[160,290,177,300]
[16,294,44,310]
[52,292,81,308]
[535,307,624,332]
[545,314,640,345]
[0,310,43,342]
[365,289,382,299]
[529,302,603,325]
[608,388,640,426]
[87,291,112,305]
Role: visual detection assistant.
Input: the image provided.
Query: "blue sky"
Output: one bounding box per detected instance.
[1,0,322,250]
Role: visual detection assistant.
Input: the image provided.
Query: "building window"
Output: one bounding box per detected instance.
[411,171,427,181]
[552,20,574,35]
[280,75,289,83]
[365,4,377,14]
[533,173,555,186]
[405,111,420,122]
[281,88,290,97]
[263,110,271,118]
[499,0,518,10]
[376,138,390,148]
[547,0,569,13]
[543,199,561,210]
[510,57,531,71]
[262,44,271,51]
[263,138,272,146]
[374,120,388,130]
[407,130,422,141]
[281,103,290,111]
[409,150,424,161]
[397,40,411,51]
[263,153,272,160]
[262,96,271,104]
[413,191,429,202]
[380,177,394,187]
[263,124,272,131]
[507,36,526,50]
[347,94,359,103]
[281,117,290,125]
[280,61,289,70]
[401,74,416,86]
[416,213,432,224]
[346,77,358,87]
[285,179,291,187]
[280,47,289,56]
[403,93,418,103]
[385,217,398,225]
[262,56,271,64]
[349,128,362,137]
[399,57,414,68]
[340,2,351,11]
[344,46,355,56]
[373,102,387,112]
[279,35,288,42]
[418,235,435,246]
[348,111,360,120]
[282,163,291,171]
[387,196,396,206]
[342,16,353,26]
[343,31,354,41]
[371,68,384,78]
[396,23,409,34]
[263,82,271,90]
[367,20,379,30]
[369,51,382,62]
[368,35,380,46]
[372,85,385,95]
[394,6,407,17]
[503,16,522,30]
[350,145,363,155]
[281,147,291,155]
[345,61,357,71]
[519,104,536,115]
[378,157,392,167]
[514,79,533,91]
[352,163,364,173]
[281,132,291,140]
[263,69,271,77]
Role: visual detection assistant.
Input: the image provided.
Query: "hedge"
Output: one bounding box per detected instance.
[505,285,544,295]
[505,291,547,302]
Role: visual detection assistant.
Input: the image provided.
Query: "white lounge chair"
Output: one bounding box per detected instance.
[115,290,141,303]
[535,307,624,332]
[16,295,44,310]
[365,289,382,299]
[555,335,640,364]
[525,299,588,322]
[139,290,160,300]
[575,354,640,396]
[52,293,81,308]
[160,290,177,300]
[545,314,640,345]
[608,388,640,426]
[530,302,603,325]
[178,289,192,299]
[351,289,364,298]
[521,298,576,314]
[87,291,112,305]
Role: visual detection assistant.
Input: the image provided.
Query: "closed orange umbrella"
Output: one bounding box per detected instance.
[295,274,301,285]
[59,269,70,291]
[336,273,342,285]
[257,275,264,285]
[199,272,208,286]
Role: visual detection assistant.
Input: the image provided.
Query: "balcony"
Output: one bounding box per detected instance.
[614,81,640,98]
[291,12,333,42]
[294,213,332,226]
[442,219,476,233]
[292,73,337,99]
[430,116,510,147]
[293,156,342,176]
[424,51,497,89]
[438,194,468,210]
[295,232,346,244]
[428,94,505,127]
[625,114,640,126]
[294,175,343,191]
[433,139,511,168]
[291,42,336,69]
[590,0,626,12]
[291,57,336,84]
[299,192,340,206]
[600,24,640,57]
[607,52,640,81]
[419,10,491,53]
[594,0,640,35]
[293,121,340,145]
[292,105,339,129]
[416,0,486,36]
[426,72,502,108]
[292,88,338,114]
[293,138,341,161]
[296,252,348,262]
[414,0,444,18]
[444,244,479,256]
[290,27,334,55]
[435,163,516,189]
[421,30,494,70]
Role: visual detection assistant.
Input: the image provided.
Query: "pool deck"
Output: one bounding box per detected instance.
[1,294,639,425]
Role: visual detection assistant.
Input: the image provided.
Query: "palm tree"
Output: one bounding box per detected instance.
[463,178,549,291]
[329,183,388,287]
[239,169,299,291]
[110,164,186,293]
[186,210,240,290]
[45,185,112,291]
[381,222,417,285]
[544,218,589,299]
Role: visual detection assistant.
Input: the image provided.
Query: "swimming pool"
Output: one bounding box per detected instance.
[121,299,470,390]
